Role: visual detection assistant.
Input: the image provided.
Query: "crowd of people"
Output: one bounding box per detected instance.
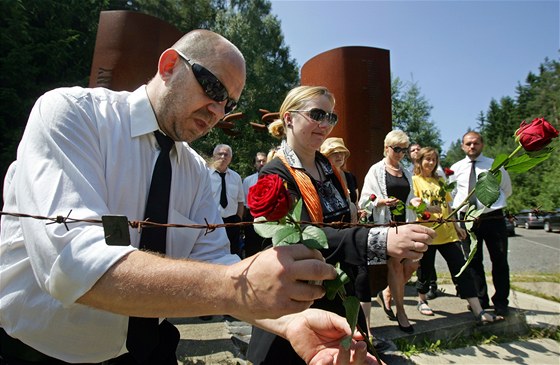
[0,28,512,365]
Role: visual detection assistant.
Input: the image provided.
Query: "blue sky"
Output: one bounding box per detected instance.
[269,0,559,150]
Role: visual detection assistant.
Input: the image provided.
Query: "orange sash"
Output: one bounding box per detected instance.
[278,154,349,223]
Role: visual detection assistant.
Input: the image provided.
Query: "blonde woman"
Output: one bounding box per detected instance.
[247,87,435,364]
[359,130,421,333]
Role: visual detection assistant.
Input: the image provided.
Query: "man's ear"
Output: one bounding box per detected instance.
[158,49,181,81]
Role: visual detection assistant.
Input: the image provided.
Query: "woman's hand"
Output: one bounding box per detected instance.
[381,197,399,207]
[387,225,436,261]
[284,309,381,365]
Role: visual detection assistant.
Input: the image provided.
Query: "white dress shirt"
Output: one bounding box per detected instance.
[0,86,238,362]
[242,172,259,206]
[449,154,512,213]
[209,167,244,218]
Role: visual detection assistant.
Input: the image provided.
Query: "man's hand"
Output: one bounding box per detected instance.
[225,245,336,319]
[387,224,436,261]
[285,309,381,365]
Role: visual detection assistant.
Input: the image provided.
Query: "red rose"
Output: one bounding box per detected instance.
[421,212,431,220]
[515,117,559,152]
[443,167,454,177]
[370,194,377,201]
[247,174,291,221]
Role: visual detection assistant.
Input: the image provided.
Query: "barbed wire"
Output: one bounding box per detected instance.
[1,209,552,233]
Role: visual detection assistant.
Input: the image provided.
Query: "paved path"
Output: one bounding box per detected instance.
[173,282,560,364]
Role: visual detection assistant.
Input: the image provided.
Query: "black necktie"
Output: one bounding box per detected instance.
[219,172,228,208]
[126,130,174,361]
[468,160,477,207]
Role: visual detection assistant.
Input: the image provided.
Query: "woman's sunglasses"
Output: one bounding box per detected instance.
[389,146,408,154]
[290,108,338,126]
[175,50,238,115]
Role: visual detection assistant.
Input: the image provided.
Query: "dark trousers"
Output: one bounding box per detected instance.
[416,242,477,299]
[223,215,242,257]
[242,209,264,258]
[459,209,510,310]
[0,321,179,365]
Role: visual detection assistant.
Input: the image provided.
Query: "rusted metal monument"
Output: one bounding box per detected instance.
[88,11,182,91]
[301,47,392,185]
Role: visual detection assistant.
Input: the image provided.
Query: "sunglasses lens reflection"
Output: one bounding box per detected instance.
[190,63,237,114]
[308,108,338,125]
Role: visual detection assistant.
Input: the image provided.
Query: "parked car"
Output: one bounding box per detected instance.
[514,209,545,229]
[504,215,516,236]
[543,209,560,232]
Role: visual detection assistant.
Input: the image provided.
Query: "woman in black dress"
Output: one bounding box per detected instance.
[247,86,434,364]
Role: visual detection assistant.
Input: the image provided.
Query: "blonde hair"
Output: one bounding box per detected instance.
[413,147,439,177]
[383,130,410,156]
[268,85,335,139]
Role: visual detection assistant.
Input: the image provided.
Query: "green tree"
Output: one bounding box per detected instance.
[516,57,560,128]
[460,55,560,213]
[189,0,299,176]
[479,96,520,146]
[391,76,442,151]
[129,0,220,31]
[440,138,464,169]
[0,0,113,191]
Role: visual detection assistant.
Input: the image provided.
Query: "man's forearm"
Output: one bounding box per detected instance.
[77,250,235,318]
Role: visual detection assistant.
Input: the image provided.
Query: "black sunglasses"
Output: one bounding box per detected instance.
[175,50,238,115]
[290,108,338,126]
[389,146,408,154]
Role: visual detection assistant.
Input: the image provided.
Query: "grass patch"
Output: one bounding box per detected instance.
[432,272,560,303]
[511,284,560,303]
[395,326,560,357]
[434,272,560,284]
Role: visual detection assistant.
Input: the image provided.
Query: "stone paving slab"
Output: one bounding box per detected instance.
[409,338,560,365]
[172,282,560,364]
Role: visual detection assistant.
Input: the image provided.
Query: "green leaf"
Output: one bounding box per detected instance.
[253,218,284,238]
[456,230,478,277]
[301,225,328,249]
[464,206,484,232]
[475,172,500,207]
[505,152,552,173]
[342,296,360,350]
[291,199,303,221]
[392,199,406,216]
[271,225,301,246]
[301,239,326,249]
[457,207,483,277]
[340,336,353,351]
[491,153,508,170]
[323,266,349,300]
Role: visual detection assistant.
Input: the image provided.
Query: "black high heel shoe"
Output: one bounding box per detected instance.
[397,317,414,333]
[376,291,396,320]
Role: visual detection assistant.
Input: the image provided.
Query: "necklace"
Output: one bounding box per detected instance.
[386,164,401,172]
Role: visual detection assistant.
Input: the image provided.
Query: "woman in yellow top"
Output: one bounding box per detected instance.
[412,147,501,324]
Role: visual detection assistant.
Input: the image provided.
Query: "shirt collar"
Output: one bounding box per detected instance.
[280,140,302,169]
[129,86,159,138]
[128,86,183,164]
[210,167,229,174]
